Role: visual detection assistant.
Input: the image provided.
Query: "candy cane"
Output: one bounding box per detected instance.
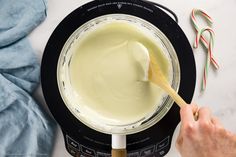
[191,9,219,91]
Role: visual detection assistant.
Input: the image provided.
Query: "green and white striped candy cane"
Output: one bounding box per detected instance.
[191,9,219,91]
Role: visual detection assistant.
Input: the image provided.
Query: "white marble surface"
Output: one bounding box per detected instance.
[29,0,236,156]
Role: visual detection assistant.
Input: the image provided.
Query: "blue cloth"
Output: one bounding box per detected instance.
[0,0,56,156]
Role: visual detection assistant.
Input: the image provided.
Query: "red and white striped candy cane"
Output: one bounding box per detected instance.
[191,9,219,91]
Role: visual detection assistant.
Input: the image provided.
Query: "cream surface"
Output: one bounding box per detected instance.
[68,21,171,125]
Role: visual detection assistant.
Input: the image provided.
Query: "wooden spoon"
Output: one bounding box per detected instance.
[148,52,187,107]
[148,53,200,119]
[129,41,187,108]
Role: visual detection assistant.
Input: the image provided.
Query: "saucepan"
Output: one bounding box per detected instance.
[56,14,180,156]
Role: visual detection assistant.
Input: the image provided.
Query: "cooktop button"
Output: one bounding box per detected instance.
[67,145,78,156]
[66,135,80,149]
[80,145,96,156]
[140,145,155,156]
[156,136,170,151]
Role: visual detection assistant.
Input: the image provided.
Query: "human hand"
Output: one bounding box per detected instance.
[176,104,236,157]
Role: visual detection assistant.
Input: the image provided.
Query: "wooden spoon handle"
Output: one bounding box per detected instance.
[160,83,200,120]
[161,83,187,108]
[112,149,127,157]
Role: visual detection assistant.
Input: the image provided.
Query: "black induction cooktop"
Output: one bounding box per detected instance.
[41,0,196,156]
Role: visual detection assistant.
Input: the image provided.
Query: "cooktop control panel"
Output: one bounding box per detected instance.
[65,134,171,157]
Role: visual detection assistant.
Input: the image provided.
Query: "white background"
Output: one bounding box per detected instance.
[29,0,236,156]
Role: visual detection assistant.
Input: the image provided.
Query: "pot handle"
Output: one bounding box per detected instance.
[111,135,127,157]
[112,149,127,157]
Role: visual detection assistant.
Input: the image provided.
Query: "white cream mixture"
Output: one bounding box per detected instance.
[67,21,171,126]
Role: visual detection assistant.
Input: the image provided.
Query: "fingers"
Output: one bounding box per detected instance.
[180,104,223,133]
[177,104,198,150]
[195,107,225,134]
[195,107,222,126]
[198,107,212,122]
[180,104,198,124]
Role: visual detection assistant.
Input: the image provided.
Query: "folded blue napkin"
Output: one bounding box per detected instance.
[0,0,56,156]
